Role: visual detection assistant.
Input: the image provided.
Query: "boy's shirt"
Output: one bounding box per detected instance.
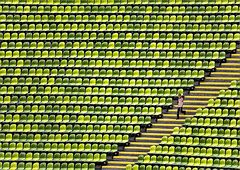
[178,98,184,107]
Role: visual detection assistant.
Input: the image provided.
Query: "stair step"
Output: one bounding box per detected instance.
[212,72,240,75]
[232,54,240,57]
[123,146,149,151]
[164,113,194,116]
[118,152,145,155]
[158,119,185,122]
[200,82,231,85]
[152,123,182,127]
[184,100,208,103]
[125,146,150,149]
[102,165,126,169]
[190,91,219,94]
[165,113,195,117]
[227,58,240,61]
[160,117,190,120]
[108,161,134,165]
[135,137,162,141]
[173,105,204,108]
[114,156,138,160]
[195,86,228,89]
[216,67,240,71]
[222,63,240,66]
[186,96,215,99]
[130,142,159,145]
[184,106,204,109]
[168,109,196,113]
[206,77,239,80]
[147,128,174,132]
[141,133,171,136]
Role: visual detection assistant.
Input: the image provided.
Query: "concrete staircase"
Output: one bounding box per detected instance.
[101,49,240,170]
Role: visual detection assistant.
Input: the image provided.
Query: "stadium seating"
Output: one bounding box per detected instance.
[0,0,239,169]
[129,80,240,170]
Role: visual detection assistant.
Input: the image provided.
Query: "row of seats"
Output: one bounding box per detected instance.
[0,68,206,78]
[0,87,184,96]
[2,32,239,41]
[0,114,152,124]
[149,145,239,157]
[0,162,95,170]
[0,95,173,106]
[141,154,240,164]
[208,98,240,107]
[160,136,239,147]
[1,13,239,19]
[0,78,194,87]
[1,14,239,22]
[1,85,184,94]
[0,133,130,143]
[0,50,226,60]
[0,151,107,161]
[137,155,240,168]
[195,108,240,117]
[0,59,216,69]
[230,80,240,88]
[1,23,239,31]
[1,41,236,50]
[1,5,239,13]
[173,127,240,137]
[219,90,240,98]
[0,105,163,115]
[0,123,141,133]
[187,117,240,126]
[1,0,239,4]
[0,142,118,152]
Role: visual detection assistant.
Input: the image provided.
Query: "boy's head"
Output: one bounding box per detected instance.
[178,94,184,99]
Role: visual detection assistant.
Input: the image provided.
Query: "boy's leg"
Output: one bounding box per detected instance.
[180,107,186,114]
[182,107,186,114]
[177,107,180,119]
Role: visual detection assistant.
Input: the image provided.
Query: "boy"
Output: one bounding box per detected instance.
[177,95,186,119]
